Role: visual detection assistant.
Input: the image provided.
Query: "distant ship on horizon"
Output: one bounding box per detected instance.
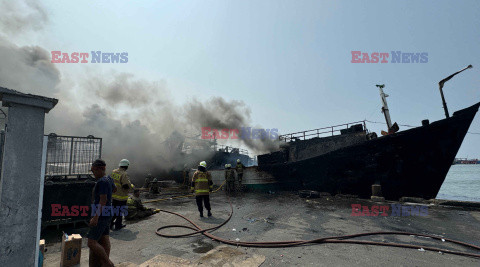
[453,158,480,165]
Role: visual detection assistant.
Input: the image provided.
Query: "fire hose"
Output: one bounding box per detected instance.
[155,195,480,259]
[144,181,227,204]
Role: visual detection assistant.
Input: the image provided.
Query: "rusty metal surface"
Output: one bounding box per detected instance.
[259,102,480,200]
[278,121,366,142]
[41,180,95,223]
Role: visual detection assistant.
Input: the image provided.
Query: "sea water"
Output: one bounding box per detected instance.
[437,165,480,202]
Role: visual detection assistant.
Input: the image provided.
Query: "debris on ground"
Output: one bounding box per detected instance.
[299,190,320,198]
[263,218,274,224]
[117,246,266,267]
[334,194,359,199]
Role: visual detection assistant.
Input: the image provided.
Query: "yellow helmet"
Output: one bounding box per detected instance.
[199,161,207,168]
[225,164,228,168]
[237,159,240,163]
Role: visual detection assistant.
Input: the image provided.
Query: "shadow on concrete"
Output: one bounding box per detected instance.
[109,228,139,241]
[199,216,225,224]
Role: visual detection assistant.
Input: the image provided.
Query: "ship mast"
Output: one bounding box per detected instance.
[376,84,392,130]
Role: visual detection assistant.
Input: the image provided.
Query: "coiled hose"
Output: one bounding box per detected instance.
[155,196,480,259]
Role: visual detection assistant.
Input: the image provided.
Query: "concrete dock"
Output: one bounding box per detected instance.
[42,191,480,266]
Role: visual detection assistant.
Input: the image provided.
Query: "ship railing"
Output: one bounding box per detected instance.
[181,144,249,156]
[278,120,367,142]
[45,134,102,178]
[213,144,249,155]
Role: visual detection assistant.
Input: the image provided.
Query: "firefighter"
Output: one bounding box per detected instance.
[235,159,245,185]
[110,159,133,231]
[224,164,235,194]
[183,164,190,186]
[150,178,160,194]
[144,173,153,189]
[126,189,159,220]
[191,161,213,217]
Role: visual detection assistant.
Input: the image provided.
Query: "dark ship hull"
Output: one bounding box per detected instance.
[258,102,480,200]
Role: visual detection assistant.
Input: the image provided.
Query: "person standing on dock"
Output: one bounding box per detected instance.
[150,178,160,194]
[183,164,190,185]
[191,161,213,217]
[87,159,115,267]
[110,159,133,231]
[224,164,235,194]
[144,173,153,189]
[235,159,245,185]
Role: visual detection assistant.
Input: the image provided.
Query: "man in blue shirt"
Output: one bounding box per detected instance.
[87,159,115,267]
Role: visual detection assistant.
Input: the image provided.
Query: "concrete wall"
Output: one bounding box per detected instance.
[0,88,57,267]
[0,104,47,266]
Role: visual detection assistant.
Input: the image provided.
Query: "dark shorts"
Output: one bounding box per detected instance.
[86,217,111,241]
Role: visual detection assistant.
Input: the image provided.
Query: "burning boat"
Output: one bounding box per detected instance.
[257,65,478,200]
[160,131,253,183]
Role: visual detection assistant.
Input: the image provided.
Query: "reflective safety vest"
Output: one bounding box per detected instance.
[236,163,244,174]
[225,169,235,181]
[126,197,137,219]
[191,171,212,196]
[127,197,135,206]
[111,168,131,201]
[127,197,143,211]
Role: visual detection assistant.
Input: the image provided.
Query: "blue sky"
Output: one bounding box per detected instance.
[14,0,480,157]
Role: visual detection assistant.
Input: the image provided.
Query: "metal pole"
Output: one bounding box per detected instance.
[68,137,74,176]
[376,84,392,130]
[34,136,48,267]
[0,130,4,178]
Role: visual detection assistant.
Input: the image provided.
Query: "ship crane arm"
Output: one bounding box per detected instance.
[438,65,473,118]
